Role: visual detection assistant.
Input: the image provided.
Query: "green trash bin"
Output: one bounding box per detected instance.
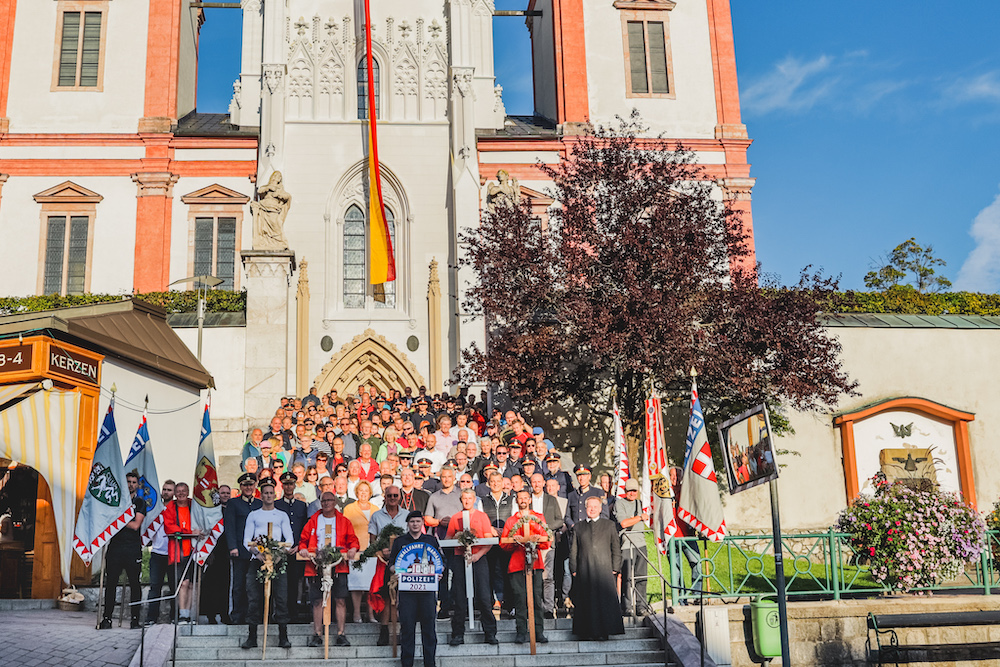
[750,596,782,658]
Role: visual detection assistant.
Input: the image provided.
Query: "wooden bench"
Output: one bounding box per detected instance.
[867,611,1000,665]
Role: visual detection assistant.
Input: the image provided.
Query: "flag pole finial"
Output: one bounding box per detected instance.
[690,367,697,379]
[144,395,149,410]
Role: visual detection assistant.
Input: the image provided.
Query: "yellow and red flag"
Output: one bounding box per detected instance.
[364,0,395,300]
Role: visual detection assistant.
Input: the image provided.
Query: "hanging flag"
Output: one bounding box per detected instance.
[678,378,727,542]
[642,394,677,554]
[73,402,136,563]
[363,0,396,302]
[612,398,630,499]
[190,405,224,565]
[124,410,163,547]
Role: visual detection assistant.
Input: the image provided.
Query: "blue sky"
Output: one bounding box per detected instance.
[197,2,1000,291]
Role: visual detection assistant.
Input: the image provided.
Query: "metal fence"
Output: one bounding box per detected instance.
[650,529,1000,604]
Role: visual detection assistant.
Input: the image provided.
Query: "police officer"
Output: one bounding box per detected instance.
[225,472,262,625]
[387,511,441,667]
[565,465,609,528]
[275,471,309,621]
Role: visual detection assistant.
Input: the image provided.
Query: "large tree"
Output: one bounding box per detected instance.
[456,115,855,453]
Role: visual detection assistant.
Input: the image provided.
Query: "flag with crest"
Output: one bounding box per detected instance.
[191,405,224,565]
[677,378,727,541]
[73,402,135,563]
[124,410,162,547]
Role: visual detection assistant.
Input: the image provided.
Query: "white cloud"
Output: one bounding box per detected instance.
[742,55,835,114]
[954,187,1000,291]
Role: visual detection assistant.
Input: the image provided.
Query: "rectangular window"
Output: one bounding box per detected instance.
[57,11,103,88]
[43,215,90,295]
[623,15,673,98]
[193,216,238,290]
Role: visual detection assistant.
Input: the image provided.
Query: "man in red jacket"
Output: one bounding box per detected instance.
[298,491,359,647]
[501,489,549,644]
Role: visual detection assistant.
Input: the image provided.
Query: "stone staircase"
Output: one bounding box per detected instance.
[173,617,672,667]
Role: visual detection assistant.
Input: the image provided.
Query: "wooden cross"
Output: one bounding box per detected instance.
[258,522,292,660]
[439,512,500,631]
[500,518,544,655]
[322,524,332,659]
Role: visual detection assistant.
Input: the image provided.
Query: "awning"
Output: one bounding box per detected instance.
[0,387,81,584]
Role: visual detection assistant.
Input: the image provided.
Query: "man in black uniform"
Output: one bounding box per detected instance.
[275,471,309,621]
[387,511,441,667]
[100,472,146,629]
[224,472,262,625]
[565,465,608,528]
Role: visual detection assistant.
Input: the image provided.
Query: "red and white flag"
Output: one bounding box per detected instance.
[643,394,678,553]
[677,379,727,542]
[191,405,224,565]
[612,398,630,499]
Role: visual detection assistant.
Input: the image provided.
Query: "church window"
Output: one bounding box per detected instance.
[618,2,675,100]
[54,6,106,90]
[43,215,90,295]
[357,58,381,120]
[193,217,238,290]
[343,204,397,309]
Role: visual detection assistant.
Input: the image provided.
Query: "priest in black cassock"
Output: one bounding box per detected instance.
[569,496,625,640]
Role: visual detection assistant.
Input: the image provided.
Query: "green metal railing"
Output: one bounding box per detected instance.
[661,529,1000,603]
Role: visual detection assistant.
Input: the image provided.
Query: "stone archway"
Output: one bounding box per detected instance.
[313,329,425,397]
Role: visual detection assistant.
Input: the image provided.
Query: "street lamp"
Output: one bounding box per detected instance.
[168,274,224,361]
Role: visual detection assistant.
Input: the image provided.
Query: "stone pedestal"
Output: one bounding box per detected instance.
[242,250,296,422]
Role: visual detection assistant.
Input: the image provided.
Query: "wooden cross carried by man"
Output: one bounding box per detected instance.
[501,522,545,655]
[257,522,291,659]
[440,508,500,632]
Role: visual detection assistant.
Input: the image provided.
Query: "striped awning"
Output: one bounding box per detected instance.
[0,387,81,584]
[0,382,39,410]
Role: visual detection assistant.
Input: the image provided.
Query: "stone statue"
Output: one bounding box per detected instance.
[251,171,291,250]
[486,169,521,212]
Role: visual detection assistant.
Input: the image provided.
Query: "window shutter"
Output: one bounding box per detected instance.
[216,218,237,290]
[58,13,81,87]
[79,13,102,87]
[647,22,669,93]
[44,217,67,294]
[66,216,89,295]
[627,22,648,94]
[343,205,367,308]
[194,217,214,281]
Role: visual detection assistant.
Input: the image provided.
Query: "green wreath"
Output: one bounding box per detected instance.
[353,524,405,569]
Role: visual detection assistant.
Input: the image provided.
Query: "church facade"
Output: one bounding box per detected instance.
[0,0,755,459]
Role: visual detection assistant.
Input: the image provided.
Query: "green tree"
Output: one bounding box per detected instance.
[864,238,952,293]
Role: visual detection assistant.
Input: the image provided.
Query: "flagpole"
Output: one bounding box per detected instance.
[769,479,791,665]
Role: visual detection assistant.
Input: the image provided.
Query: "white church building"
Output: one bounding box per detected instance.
[0,0,755,465]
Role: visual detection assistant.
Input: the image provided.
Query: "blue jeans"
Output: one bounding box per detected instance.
[146,552,173,622]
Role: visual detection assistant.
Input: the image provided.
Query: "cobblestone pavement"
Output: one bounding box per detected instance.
[1,608,142,667]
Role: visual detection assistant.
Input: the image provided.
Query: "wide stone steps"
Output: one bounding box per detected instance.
[171,617,672,667]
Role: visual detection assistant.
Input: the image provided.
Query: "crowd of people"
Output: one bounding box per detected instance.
[102,384,696,656]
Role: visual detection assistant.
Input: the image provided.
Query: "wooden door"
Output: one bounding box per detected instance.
[31,475,60,599]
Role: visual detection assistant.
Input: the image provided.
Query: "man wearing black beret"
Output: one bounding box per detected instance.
[387,512,442,667]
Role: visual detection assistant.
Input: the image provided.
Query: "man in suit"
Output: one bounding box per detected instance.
[529,473,564,617]
[276,472,310,621]
[224,472,262,625]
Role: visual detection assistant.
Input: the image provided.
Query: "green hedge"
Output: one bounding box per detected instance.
[0,290,246,315]
[829,287,1000,316]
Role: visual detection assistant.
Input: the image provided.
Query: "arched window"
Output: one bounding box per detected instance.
[357,58,380,120]
[342,204,397,309]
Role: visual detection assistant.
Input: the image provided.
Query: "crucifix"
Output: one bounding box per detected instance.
[500,519,544,655]
[257,522,291,660]
[322,524,333,659]
[439,511,500,631]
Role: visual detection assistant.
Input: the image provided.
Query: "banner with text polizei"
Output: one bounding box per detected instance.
[73,402,136,563]
[124,411,163,547]
[191,405,224,565]
[394,541,444,592]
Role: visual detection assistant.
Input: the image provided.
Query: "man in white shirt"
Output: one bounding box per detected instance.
[241,478,294,650]
[144,480,174,625]
[421,433,448,473]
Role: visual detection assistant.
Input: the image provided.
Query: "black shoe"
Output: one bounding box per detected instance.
[543,611,555,619]
[143,619,156,627]
[206,615,218,625]
[241,626,258,649]
[130,619,141,629]
[308,634,323,648]
[485,634,500,645]
[221,614,232,625]
[437,609,450,620]
[537,634,548,644]
[377,626,390,646]
[514,633,526,644]
[99,618,112,630]
[278,625,292,649]
[449,635,464,646]
[335,634,350,647]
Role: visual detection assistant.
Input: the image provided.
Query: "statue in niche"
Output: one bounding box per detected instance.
[251,171,291,250]
[486,169,521,212]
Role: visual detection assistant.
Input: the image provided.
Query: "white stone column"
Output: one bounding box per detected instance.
[241,250,295,421]
[234,0,264,127]
[260,0,287,177]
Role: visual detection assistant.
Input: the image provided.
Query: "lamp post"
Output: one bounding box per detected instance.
[168,275,224,362]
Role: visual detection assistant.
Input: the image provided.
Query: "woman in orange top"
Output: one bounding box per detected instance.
[161,482,204,622]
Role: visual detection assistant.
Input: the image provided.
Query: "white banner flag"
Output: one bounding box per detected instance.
[612,398,630,499]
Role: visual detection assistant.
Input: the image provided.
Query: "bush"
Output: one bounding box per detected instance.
[0,290,246,315]
[836,476,985,592]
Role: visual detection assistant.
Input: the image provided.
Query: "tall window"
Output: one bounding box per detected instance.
[623,18,673,98]
[43,215,90,295]
[357,58,380,120]
[343,204,396,309]
[193,217,237,290]
[57,10,103,88]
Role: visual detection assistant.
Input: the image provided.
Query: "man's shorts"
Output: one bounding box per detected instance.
[308,572,348,604]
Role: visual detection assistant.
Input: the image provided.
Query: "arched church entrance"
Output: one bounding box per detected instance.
[313,329,426,397]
